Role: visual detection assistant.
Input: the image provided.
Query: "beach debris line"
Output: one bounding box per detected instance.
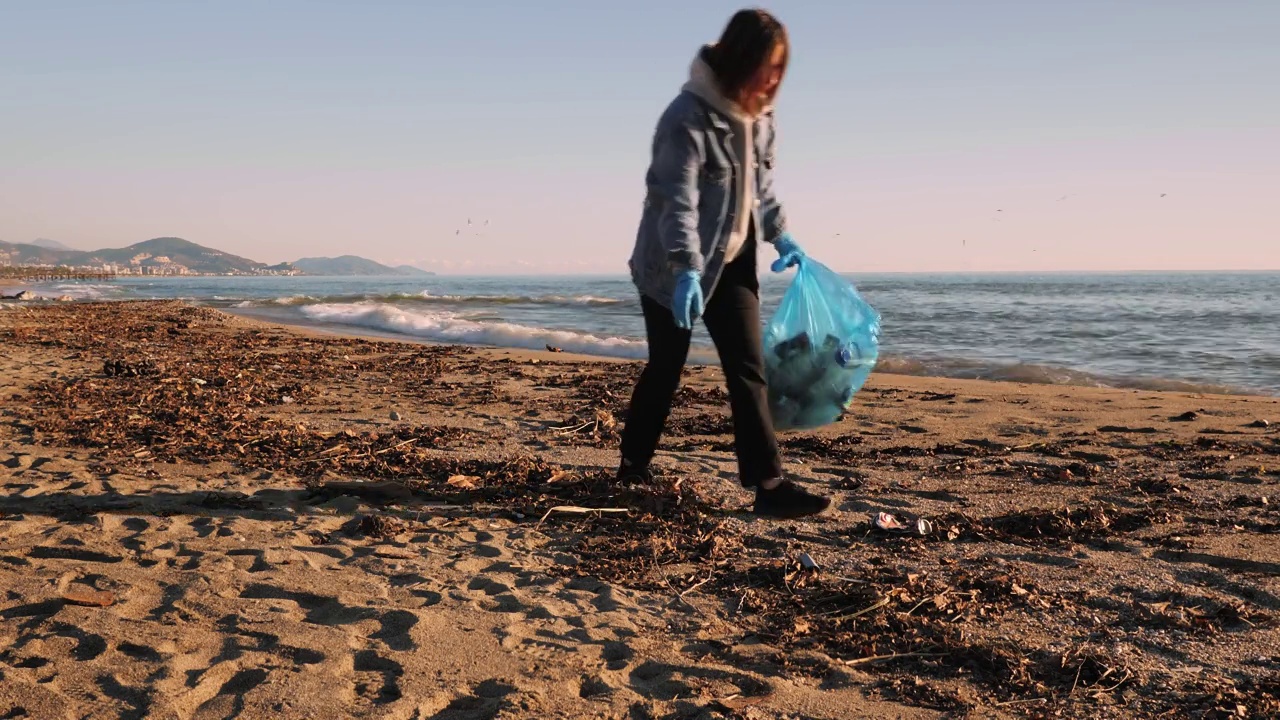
[561,497,1180,711]
[103,357,160,378]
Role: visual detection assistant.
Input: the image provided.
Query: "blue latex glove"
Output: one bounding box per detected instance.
[671,270,704,330]
[770,233,805,273]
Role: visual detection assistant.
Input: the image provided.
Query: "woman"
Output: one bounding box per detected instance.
[621,8,830,519]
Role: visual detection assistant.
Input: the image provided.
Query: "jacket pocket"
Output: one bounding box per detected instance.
[701,166,730,184]
[701,164,731,219]
[697,169,730,238]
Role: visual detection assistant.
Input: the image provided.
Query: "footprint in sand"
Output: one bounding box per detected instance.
[238,583,420,652]
[188,516,238,539]
[2,452,35,471]
[192,667,269,719]
[387,572,445,607]
[430,678,544,719]
[352,649,405,705]
[627,659,773,704]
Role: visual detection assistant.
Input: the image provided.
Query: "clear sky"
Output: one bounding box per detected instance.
[2,1,1277,273]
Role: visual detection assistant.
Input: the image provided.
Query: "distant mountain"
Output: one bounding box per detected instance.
[292,255,435,276]
[0,241,67,266]
[0,237,287,275]
[31,238,73,251]
[0,237,434,277]
[98,238,273,274]
[393,264,435,277]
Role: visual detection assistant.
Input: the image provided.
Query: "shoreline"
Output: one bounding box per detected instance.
[2,299,1278,717]
[230,304,1275,400]
[4,291,1274,398]
[221,305,1273,400]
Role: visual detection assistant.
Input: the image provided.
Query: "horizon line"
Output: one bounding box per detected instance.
[404,267,1280,277]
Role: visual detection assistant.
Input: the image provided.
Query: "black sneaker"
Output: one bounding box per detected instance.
[616,461,655,485]
[753,480,831,519]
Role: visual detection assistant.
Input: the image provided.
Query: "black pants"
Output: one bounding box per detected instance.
[619,244,783,487]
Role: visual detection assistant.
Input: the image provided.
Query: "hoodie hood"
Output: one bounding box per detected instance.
[682,46,755,122]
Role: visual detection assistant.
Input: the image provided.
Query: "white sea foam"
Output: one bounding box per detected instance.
[297,302,657,359]
[233,292,625,309]
[415,291,623,306]
[48,283,124,300]
[272,295,318,305]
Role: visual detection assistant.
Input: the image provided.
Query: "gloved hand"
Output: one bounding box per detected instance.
[770,233,805,273]
[671,270,704,330]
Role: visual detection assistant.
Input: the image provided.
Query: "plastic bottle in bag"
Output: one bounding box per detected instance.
[764,257,880,432]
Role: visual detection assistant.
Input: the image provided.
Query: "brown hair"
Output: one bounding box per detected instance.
[704,9,790,101]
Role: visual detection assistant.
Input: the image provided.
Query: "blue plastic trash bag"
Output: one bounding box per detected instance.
[764,257,880,431]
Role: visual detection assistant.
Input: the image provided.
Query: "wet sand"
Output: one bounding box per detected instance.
[1,300,1278,719]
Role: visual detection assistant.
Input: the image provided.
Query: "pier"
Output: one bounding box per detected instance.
[0,267,117,282]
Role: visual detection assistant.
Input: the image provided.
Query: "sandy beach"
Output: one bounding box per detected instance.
[2,300,1277,719]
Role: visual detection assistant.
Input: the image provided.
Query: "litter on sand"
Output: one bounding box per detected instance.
[874,512,933,537]
[874,512,908,531]
[534,505,629,531]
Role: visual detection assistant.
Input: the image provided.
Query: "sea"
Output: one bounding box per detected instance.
[4,272,1278,396]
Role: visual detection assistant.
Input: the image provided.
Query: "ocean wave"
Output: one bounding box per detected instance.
[288,302,1258,394]
[419,292,625,307]
[222,294,1273,397]
[236,291,627,309]
[46,283,126,300]
[0,282,128,301]
[296,302,659,359]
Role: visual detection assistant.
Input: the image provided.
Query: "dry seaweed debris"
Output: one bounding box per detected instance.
[7,301,1280,719]
[918,505,1176,549]
[11,302,481,473]
[548,406,619,445]
[557,493,1277,717]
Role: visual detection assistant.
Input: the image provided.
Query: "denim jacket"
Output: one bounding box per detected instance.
[629,80,787,309]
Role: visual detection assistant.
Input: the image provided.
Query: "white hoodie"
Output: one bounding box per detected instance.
[681,49,757,265]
